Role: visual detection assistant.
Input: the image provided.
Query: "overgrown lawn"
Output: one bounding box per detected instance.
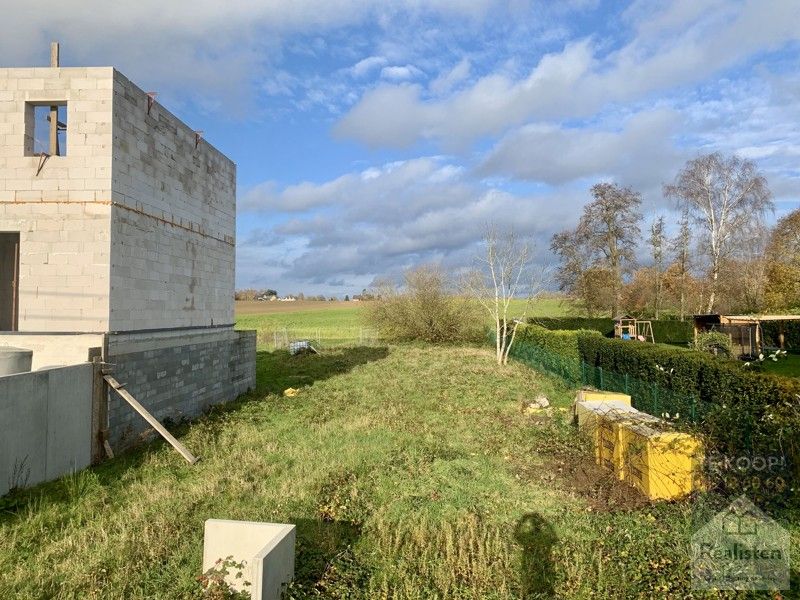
[0,345,793,598]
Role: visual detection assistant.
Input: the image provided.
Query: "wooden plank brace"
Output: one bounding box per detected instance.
[103,375,199,465]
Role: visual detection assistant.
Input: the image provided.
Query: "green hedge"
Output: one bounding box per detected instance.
[762,320,800,353]
[576,333,800,485]
[528,317,694,345]
[509,325,600,385]
[528,317,615,337]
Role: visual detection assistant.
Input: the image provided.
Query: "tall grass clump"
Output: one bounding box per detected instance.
[365,265,484,344]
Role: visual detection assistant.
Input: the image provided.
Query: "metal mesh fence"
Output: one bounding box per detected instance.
[256,327,381,350]
[508,339,705,424]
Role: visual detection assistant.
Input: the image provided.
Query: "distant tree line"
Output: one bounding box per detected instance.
[234,289,367,302]
[551,152,798,318]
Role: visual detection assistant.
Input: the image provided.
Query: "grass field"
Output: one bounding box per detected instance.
[235,297,572,350]
[762,353,800,378]
[3,343,795,598]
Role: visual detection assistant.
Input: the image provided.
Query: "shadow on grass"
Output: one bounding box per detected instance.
[1,346,390,522]
[254,346,390,396]
[515,512,558,598]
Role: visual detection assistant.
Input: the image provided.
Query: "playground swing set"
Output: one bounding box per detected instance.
[614,316,655,344]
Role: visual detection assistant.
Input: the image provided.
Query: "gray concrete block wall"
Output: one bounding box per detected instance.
[109,205,234,331]
[109,71,236,331]
[0,67,113,332]
[106,329,256,450]
[0,66,237,336]
[0,363,93,496]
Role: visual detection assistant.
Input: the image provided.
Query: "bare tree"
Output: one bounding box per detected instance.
[664,153,773,313]
[465,227,547,366]
[648,215,666,319]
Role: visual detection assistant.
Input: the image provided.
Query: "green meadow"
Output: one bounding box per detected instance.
[0,345,761,599]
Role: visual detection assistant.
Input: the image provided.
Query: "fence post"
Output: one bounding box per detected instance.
[624,373,629,395]
[89,349,107,464]
[652,383,659,415]
[599,366,604,390]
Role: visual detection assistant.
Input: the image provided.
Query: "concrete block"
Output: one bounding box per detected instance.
[203,520,295,600]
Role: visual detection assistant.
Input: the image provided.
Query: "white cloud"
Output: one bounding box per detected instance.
[380,64,424,80]
[0,0,515,111]
[335,0,800,148]
[479,108,683,188]
[349,56,388,77]
[238,156,584,287]
[430,58,471,94]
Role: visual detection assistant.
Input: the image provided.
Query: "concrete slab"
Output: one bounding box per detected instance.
[0,364,92,496]
[203,519,295,600]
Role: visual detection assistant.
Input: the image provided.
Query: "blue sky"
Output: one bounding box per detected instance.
[4,0,800,296]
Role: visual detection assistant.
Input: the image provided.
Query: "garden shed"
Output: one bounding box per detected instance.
[692,314,800,359]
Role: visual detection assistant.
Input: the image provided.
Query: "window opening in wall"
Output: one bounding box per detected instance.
[0,233,20,331]
[25,102,67,156]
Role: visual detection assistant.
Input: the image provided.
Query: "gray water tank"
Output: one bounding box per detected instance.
[0,346,33,376]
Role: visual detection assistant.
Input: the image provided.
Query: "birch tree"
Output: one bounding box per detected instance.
[466,227,547,366]
[664,153,772,314]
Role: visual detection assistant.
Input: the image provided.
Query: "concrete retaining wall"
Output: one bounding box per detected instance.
[0,363,93,496]
[106,328,256,450]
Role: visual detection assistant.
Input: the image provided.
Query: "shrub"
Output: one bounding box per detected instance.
[514,324,594,361]
[692,331,733,357]
[528,317,615,337]
[365,265,485,344]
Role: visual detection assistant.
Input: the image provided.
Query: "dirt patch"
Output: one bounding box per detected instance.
[537,449,650,512]
[512,412,651,512]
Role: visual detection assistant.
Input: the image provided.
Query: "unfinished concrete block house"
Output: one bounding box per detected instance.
[0,48,255,494]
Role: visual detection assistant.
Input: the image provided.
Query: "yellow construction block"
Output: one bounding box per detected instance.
[618,421,704,501]
[574,390,632,405]
[573,387,705,501]
[573,391,636,473]
[588,408,704,501]
[573,389,632,430]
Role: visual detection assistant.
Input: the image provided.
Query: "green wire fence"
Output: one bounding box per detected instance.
[507,339,707,424]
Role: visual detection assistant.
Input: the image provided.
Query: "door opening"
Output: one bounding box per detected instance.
[0,233,20,331]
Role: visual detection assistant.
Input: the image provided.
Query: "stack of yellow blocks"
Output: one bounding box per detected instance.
[574,390,704,501]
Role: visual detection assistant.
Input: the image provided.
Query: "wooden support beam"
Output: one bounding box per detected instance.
[104,375,199,465]
[49,106,58,156]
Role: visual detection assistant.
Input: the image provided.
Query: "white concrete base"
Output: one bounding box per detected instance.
[203,519,295,600]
